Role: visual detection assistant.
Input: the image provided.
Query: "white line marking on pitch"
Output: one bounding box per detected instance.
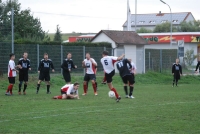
[0,101,199,123]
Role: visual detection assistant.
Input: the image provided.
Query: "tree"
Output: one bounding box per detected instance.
[53,25,62,42]
[153,22,178,33]
[179,20,200,32]
[183,49,197,66]
[0,0,45,42]
[136,27,153,33]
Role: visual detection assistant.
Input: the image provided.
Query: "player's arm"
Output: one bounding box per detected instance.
[50,61,55,72]
[180,65,182,75]
[28,60,31,70]
[90,58,97,66]
[38,61,42,73]
[71,60,77,69]
[17,60,22,69]
[172,64,175,74]
[195,62,200,72]
[66,90,78,99]
[82,60,86,68]
[117,54,125,61]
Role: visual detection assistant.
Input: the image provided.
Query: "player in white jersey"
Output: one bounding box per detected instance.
[5,53,20,95]
[53,83,80,99]
[100,51,125,102]
[82,53,98,96]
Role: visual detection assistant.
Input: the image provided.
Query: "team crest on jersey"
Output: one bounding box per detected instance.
[44,63,49,67]
[22,63,27,68]
[86,63,90,68]
[68,64,71,69]
[175,65,179,70]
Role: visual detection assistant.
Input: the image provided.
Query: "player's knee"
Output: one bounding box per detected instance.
[83,81,87,85]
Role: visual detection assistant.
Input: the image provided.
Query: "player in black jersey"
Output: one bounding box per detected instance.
[172,59,182,87]
[61,53,77,84]
[18,52,31,95]
[37,53,55,94]
[117,58,135,98]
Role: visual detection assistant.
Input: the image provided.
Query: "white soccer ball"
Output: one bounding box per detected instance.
[108,91,115,98]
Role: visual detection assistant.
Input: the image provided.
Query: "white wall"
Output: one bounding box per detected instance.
[124,45,136,64]
[92,33,116,48]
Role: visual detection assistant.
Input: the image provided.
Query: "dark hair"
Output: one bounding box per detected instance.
[102,51,109,55]
[74,82,79,86]
[9,53,15,58]
[44,53,48,55]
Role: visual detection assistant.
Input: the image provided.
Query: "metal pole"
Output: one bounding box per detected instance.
[83,46,85,75]
[160,0,172,47]
[160,49,162,72]
[11,8,14,53]
[149,52,150,70]
[61,45,63,74]
[135,0,137,31]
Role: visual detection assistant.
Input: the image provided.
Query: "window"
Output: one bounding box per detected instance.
[131,21,134,24]
[138,21,145,24]
[149,21,156,23]
[173,20,178,23]
[161,20,167,23]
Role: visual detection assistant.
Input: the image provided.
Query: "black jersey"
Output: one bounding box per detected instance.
[61,59,76,73]
[18,58,31,73]
[38,59,54,73]
[172,63,182,75]
[117,58,132,77]
[195,61,200,71]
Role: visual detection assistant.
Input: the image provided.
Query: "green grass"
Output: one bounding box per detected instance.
[0,72,200,134]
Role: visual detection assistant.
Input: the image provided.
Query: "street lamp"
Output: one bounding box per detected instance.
[160,0,172,47]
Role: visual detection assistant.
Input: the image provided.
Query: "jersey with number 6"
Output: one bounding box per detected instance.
[101,56,118,74]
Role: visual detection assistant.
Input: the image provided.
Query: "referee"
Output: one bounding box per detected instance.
[37,53,55,94]
[18,52,31,95]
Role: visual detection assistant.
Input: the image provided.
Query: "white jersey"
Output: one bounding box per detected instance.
[127,62,137,74]
[8,60,16,77]
[84,58,97,74]
[101,56,118,74]
[61,84,78,95]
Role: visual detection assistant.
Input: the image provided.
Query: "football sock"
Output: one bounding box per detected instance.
[92,83,97,92]
[47,85,50,92]
[103,75,106,82]
[129,86,134,96]
[95,82,97,88]
[111,87,119,98]
[37,84,40,91]
[57,95,62,99]
[18,84,22,92]
[124,86,128,95]
[6,84,13,93]
[23,84,27,92]
[83,85,87,93]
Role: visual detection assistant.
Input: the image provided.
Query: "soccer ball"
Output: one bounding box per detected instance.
[108,91,115,98]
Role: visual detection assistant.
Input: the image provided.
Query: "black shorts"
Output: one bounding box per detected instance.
[19,71,28,82]
[61,90,66,95]
[84,74,96,82]
[39,73,50,81]
[8,77,15,84]
[105,70,115,83]
[63,72,71,83]
[122,75,134,85]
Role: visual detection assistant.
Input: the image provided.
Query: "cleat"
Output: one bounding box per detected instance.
[94,92,98,96]
[125,95,129,98]
[101,81,106,84]
[129,96,135,99]
[116,96,121,102]
[47,92,51,94]
[5,92,10,96]
[82,93,87,96]
[18,92,21,95]
[23,92,26,95]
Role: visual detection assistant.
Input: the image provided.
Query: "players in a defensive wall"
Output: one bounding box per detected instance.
[61,53,77,84]
[36,53,55,94]
[101,51,125,102]
[172,59,182,87]
[53,83,80,99]
[18,52,31,95]
[82,53,98,96]
[5,53,20,95]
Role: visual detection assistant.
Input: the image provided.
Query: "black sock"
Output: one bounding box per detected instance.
[129,86,134,96]
[95,82,97,88]
[47,85,50,92]
[19,84,22,92]
[23,84,27,92]
[124,86,128,95]
[176,80,178,86]
[37,84,40,91]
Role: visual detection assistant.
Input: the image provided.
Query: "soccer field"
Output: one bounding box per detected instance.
[0,73,200,134]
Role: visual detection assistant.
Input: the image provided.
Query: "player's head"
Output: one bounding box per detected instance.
[44,53,48,59]
[23,52,28,59]
[102,51,109,57]
[73,82,80,90]
[128,59,132,62]
[67,53,72,59]
[9,53,15,60]
[86,53,90,60]
[176,58,179,63]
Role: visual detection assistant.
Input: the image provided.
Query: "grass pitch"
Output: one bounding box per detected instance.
[0,72,200,134]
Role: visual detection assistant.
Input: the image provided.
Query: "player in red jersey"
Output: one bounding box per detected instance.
[100,51,125,102]
[5,53,20,95]
[53,83,80,99]
[82,53,98,96]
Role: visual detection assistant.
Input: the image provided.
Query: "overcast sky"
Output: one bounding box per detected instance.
[14,0,200,33]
